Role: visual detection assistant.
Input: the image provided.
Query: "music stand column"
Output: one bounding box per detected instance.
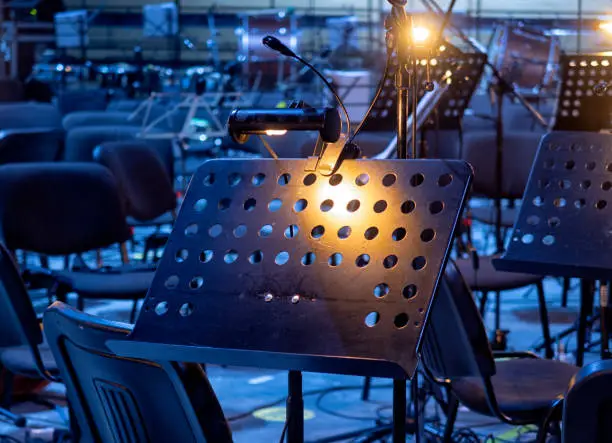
[287,370,304,443]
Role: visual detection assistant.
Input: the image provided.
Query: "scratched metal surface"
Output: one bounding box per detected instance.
[128,158,472,377]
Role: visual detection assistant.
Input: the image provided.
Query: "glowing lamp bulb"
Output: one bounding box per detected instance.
[412,27,430,44]
[265,130,287,136]
[601,22,612,35]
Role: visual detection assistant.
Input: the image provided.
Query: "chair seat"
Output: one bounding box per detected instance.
[455,255,542,292]
[452,358,578,423]
[469,205,519,228]
[0,344,59,378]
[54,266,154,300]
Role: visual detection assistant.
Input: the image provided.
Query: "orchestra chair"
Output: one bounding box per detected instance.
[56,89,110,116]
[0,163,155,322]
[422,259,577,442]
[64,125,174,184]
[0,242,59,426]
[61,103,181,133]
[454,130,554,357]
[0,103,64,164]
[94,141,177,261]
[462,129,542,230]
[0,102,62,130]
[44,302,233,443]
[563,360,612,443]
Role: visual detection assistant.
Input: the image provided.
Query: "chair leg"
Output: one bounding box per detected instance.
[442,394,459,443]
[129,299,139,323]
[562,277,570,308]
[479,292,489,318]
[1,370,14,409]
[361,376,372,401]
[494,291,501,330]
[77,296,84,312]
[536,282,554,359]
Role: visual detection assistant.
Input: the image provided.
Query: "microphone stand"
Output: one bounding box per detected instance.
[422,0,548,253]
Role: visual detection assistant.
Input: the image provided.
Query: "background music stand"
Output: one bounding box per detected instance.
[362,51,486,133]
[108,157,473,441]
[495,131,612,365]
[423,52,487,131]
[552,54,612,132]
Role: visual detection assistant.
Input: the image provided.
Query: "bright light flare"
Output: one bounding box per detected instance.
[265,130,287,136]
[599,21,612,34]
[412,26,431,44]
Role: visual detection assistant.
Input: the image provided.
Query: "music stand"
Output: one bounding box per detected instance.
[108,156,473,442]
[361,51,486,133]
[495,131,612,364]
[423,52,487,131]
[552,54,612,132]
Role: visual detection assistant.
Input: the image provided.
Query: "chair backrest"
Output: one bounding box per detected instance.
[0,163,131,255]
[421,259,496,380]
[94,141,176,222]
[0,243,43,351]
[64,125,175,183]
[0,103,62,130]
[564,360,612,443]
[0,127,65,165]
[461,130,542,199]
[43,302,233,443]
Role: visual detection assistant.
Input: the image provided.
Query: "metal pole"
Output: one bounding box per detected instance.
[0,0,4,80]
[392,379,407,443]
[287,370,304,443]
[577,0,582,54]
[396,64,409,159]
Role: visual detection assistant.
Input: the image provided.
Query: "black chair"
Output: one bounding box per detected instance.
[44,301,232,443]
[0,163,155,322]
[422,259,577,442]
[563,360,612,443]
[0,242,59,425]
[94,141,177,262]
[455,130,553,356]
[462,130,542,229]
[94,140,176,225]
[0,103,64,164]
[64,125,174,184]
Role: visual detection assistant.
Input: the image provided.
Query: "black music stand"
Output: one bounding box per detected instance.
[552,54,612,132]
[422,52,487,132]
[495,131,612,365]
[361,51,485,134]
[108,157,472,442]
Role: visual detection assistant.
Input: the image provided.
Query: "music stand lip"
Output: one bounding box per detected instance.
[105,340,410,379]
[493,257,612,281]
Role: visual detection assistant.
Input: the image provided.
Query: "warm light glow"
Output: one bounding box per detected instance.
[412,26,431,44]
[265,130,287,136]
[600,21,612,34]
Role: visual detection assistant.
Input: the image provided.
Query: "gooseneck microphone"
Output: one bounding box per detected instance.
[261,35,351,137]
[262,35,296,58]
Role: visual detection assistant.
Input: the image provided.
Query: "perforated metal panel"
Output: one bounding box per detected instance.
[496,132,612,280]
[553,54,612,132]
[363,52,486,132]
[126,158,472,378]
